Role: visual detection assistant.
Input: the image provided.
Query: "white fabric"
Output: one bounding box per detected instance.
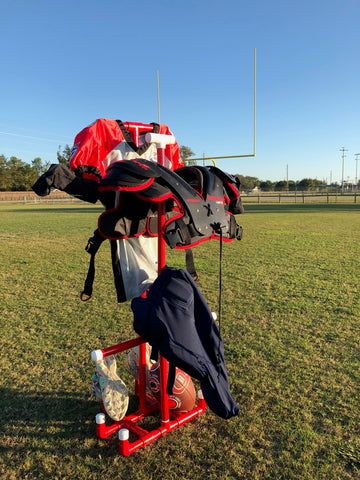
[102,139,158,171]
[117,236,158,300]
[103,136,173,172]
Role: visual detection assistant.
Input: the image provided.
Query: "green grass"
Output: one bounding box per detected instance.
[1,202,360,479]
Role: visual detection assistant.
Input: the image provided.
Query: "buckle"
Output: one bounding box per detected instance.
[235,224,243,240]
[165,227,184,248]
[85,235,104,254]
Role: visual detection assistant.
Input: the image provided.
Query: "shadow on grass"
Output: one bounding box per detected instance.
[0,388,136,477]
[0,387,141,455]
[243,203,360,214]
[1,388,98,437]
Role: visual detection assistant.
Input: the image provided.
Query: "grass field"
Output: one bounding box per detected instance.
[1,202,359,479]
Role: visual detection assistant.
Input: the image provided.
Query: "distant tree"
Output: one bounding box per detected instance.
[32,157,50,177]
[273,180,297,191]
[0,155,10,191]
[274,180,287,191]
[297,178,322,191]
[57,144,72,166]
[180,145,196,165]
[259,180,274,192]
[7,156,24,190]
[297,178,311,190]
[7,156,37,191]
[19,162,38,191]
[235,175,260,192]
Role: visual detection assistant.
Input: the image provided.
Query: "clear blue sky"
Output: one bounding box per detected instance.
[1,0,359,183]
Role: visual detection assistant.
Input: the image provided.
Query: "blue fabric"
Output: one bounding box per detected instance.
[131,267,240,419]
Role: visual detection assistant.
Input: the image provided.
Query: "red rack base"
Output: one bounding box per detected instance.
[92,337,206,455]
[96,395,206,456]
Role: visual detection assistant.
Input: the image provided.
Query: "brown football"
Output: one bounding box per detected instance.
[148,363,196,413]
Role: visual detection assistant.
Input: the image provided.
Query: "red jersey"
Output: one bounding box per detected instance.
[70,119,183,181]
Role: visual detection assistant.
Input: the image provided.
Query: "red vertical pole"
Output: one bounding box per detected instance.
[157,147,166,271]
[157,145,170,426]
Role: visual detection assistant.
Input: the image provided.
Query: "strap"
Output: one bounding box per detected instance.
[150,346,159,362]
[116,120,160,157]
[165,217,192,248]
[167,363,176,395]
[185,249,198,280]
[80,229,106,301]
[110,240,127,303]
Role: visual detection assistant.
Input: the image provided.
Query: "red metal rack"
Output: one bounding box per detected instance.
[91,127,206,455]
[92,337,206,456]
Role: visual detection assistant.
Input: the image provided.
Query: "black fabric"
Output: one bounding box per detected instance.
[64,175,99,203]
[131,267,240,419]
[185,249,197,279]
[134,180,171,201]
[81,229,107,300]
[98,192,154,239]
[209,167,244,215]
[110,240,127,303]
[167,363,177,395]
[176,165,244,216]
[165,217,192,249]
[98,158,243,249]
[98,159,208,245]
[32,164,99,204]
[101,159,161,186]
[73,164,102,182]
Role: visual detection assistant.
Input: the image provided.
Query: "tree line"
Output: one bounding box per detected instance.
[0,146,72,191]
[234,175,336,192]
[0,145,340,192]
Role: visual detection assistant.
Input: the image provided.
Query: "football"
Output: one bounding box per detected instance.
[148,363,196,414]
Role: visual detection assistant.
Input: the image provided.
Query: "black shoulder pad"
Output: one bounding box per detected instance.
[100,159,161,188]
[208,166,244,215]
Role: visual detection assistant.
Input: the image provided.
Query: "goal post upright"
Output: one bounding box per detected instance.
[190,47,257,163]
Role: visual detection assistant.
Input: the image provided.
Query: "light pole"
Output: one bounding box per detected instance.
[355,153,360,192]
[340,147,348,194]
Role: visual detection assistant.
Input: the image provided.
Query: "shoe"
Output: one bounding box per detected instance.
[95,355,129,421]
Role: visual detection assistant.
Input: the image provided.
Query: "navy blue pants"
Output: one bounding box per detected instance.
[131,267,239,419]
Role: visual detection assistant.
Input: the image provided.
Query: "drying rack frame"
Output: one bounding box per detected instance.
[91,124,206,455]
